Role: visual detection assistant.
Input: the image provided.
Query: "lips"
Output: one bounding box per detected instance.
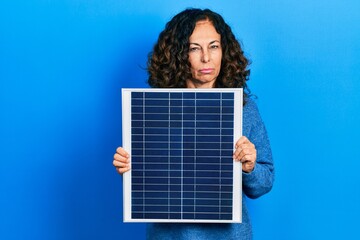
[199,68,214,74]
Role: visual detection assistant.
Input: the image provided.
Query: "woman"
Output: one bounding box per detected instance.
[113,8,274,240]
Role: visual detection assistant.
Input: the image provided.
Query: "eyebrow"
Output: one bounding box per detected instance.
[189,40,221,45]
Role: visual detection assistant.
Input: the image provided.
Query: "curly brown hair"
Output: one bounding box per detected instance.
[147,8,251,100]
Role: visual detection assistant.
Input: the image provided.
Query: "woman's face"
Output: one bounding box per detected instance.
[187,20,222,88]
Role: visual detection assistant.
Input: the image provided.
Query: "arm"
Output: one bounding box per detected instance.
[241,100,275,199]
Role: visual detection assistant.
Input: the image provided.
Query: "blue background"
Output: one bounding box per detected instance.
[1,0,359,239]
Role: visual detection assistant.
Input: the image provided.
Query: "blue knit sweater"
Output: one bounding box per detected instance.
[146,98,275,240]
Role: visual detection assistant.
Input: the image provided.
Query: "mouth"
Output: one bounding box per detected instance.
[199,68,214,74]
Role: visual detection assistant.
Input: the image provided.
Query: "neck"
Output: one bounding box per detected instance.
[186,79,215,89]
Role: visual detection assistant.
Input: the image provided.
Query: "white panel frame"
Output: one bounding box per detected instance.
[122,88,242,223]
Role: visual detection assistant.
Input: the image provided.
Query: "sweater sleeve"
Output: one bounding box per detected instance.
[242,100,275,199]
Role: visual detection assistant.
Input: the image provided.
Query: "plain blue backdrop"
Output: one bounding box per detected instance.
[1,0,359,239]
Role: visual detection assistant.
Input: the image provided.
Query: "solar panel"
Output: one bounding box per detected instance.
[122,88,242,223]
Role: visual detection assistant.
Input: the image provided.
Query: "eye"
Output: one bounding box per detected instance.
[210,45,220,49]
[189,47,201,52]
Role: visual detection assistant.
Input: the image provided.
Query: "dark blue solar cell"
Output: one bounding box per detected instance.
[183,171,195,178]
[196,177,219,185]
[170,128,182,134]
[183,128,195,135]
[145,92,168,98]
[145,135,168,142]
[196,128,219,135]
[170,99,182,106]
[144,121,169,128]
[196,171,220,178]
[145,163,169,170]
[170,142,182,148]
[145,113,169,120]
[222,93,234,99]
[183,101,195,107]
[132,113,143,120]
[131,92,143,98]
[169,171,181,177]
[222,114,233,121]
[146,106,169,113]
[138,156,167,163]
[221,129,233,135]
[183,199,195,205]
[131,121,143,128]
[196,100,220,106]
[170,107,183,114]
[132,149,144,156]
[196,107,221,114]
[145,99,169,106]
[132,142,143,148]
[196,122,221,130]
[196,149,220,157]
[169,149,181,155]
[144,170,168,177]
[196,92,220,99]
[169,157,182,162]
[221,150,233,156]
[170,121,182,127]
[222,99,234,106]
[170,114,182,120]
[131,98,143,105]
[196,114,220,121]
[183,92,195,98]
[222,107,234,114]
[196,185,220,192]
[221,136,233,142]
[145,128,168,134]
[196,206,219,213]
[183,150,195,156]
[196,142,221,150]
[183,121,195,127]
[144,141,169,149]
[196,157,221,164]
[131,107,143,113]
[170,92,182,98]
[183,107,195,113]
[183,142,195,149]
[197,135,220,142]
[170,192,181,198]
[196,164,220,171]
[183,114,195,120]
[222,121,234,128]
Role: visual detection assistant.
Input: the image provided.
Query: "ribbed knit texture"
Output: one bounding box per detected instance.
[146,98,275,240]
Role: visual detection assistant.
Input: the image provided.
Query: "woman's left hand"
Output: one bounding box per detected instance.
[233,136,257,173]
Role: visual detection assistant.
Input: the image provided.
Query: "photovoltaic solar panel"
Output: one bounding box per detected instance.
[122,88,242,223]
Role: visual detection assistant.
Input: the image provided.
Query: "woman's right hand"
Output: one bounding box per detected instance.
[113,147,130,174]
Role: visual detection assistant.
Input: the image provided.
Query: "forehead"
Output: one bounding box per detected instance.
[189,20,220,41]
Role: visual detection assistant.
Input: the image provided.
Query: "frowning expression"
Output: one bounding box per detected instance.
[187,20,222,88]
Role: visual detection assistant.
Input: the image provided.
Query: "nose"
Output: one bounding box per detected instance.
[201,49,210,63]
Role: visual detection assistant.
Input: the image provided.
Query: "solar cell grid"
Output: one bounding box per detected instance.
[122,89,242,223]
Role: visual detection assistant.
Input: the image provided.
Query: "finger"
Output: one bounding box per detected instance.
[116,166,130,174]
[242,161,255,173]
[116,147,130,158]
[113,153,129,163]
[233,145,255,161]
[113,159,130,168]
[241,153,256,162]
[235,136,250,148]
[233,146,242,160]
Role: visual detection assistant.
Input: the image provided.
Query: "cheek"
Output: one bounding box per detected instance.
[188,56,199,75]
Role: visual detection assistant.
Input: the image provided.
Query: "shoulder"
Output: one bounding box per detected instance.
[242,97,265,136]
[243,97,260,118]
